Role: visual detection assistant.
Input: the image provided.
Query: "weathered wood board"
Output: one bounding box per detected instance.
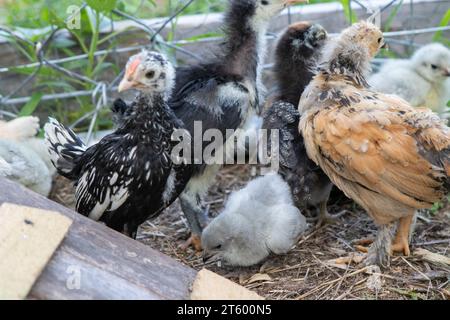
[0,178,262,300]
[191,269,264,300]
[0,177,197,300]
[0,203,72,300]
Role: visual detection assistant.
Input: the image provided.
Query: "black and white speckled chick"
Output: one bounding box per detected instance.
[263,22,338,225]
[44,51,192,238]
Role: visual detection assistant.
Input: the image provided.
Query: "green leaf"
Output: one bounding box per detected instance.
[434,9,450,42]
[19,92,43,116]
[183,32,223,42]
[52,37,77,49]
[383,0,403,32]
[41,7,66,28]
[430,201,443,214]
[86,0,117,13]
[340,0,358,24]
[37,81,75,91]
[92,62,117,77]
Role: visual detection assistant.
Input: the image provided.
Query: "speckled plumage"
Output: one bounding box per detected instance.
[45,52,191,238]
[263,22,332,215]
[46,93,191,237]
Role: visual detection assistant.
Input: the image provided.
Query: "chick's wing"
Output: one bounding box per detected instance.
[302,88,450,212]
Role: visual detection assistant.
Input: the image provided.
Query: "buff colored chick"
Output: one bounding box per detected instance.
[299,21,450,267]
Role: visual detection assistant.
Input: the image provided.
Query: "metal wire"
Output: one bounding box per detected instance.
[0,0,447,131]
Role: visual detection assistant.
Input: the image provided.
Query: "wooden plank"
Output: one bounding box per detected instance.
[0,177,197,300]
[0,203,72,300]
[191,269,264,300]
[0,178,263,300]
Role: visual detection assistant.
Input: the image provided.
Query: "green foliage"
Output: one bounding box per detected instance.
[1,1,126,128]
[339,0,358,24]
[383,0,403,32]
[1,0,447,130]
[86,0,117,13]
[433,9,450,46]
[19,93,43,116]
[430,201,444,214]
[0,0,340,127]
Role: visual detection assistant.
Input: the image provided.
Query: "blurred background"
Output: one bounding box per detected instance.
[0,0,448,139]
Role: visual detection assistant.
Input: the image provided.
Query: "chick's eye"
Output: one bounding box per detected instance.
[377,38,382,44]
[261,0,269,5]
[145,71,155,79]
[214,244,222,250]
[431,64,438,70]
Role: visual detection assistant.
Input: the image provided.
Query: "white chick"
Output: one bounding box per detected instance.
[0,139,52,196]
[0,116,54,194]
[0,157,12,176]
[0,116,40,141]
[202,173,307,267]
[21,138,57,177]
[369,43,450,117]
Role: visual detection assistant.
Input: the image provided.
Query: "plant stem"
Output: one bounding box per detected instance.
[87,9,100,81]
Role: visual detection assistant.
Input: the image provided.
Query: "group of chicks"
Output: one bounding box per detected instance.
[1,0,449,270]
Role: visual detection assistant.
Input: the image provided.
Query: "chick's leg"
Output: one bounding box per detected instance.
[391,215,414,256]
[365,223,396,268]
[179,192,207,251]
[315,201,347,226]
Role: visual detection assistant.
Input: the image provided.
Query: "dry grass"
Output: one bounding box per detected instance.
[50,165,450,300]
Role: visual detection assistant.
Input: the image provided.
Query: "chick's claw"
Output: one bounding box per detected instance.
[180,233,202,252]
[391,238,411,256]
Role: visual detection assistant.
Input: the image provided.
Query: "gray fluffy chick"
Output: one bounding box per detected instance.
[202,173,307,267]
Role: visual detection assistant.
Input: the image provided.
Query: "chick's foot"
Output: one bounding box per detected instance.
[308,203,347,227]
[180,233,202,251]
[364,224,395,268]
[391,215,413,256]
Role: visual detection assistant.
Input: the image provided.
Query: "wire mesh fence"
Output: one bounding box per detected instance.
[0,0,448,143]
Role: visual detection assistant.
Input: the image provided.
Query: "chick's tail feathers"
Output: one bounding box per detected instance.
[44,117,86,179]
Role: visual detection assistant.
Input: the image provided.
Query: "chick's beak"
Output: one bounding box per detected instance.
[311,24,327,41]
[444,67,450,77]
[118,56,141,93]
[202,250,213,263]
[202,248,222,264]
[118,78,136,93]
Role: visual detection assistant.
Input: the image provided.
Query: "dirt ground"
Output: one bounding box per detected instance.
[50,165,450,300]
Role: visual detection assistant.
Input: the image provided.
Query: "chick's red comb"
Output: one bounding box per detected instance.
[126,57,141,77]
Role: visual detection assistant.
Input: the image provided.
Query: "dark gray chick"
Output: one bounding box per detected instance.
[263,22,341,225]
